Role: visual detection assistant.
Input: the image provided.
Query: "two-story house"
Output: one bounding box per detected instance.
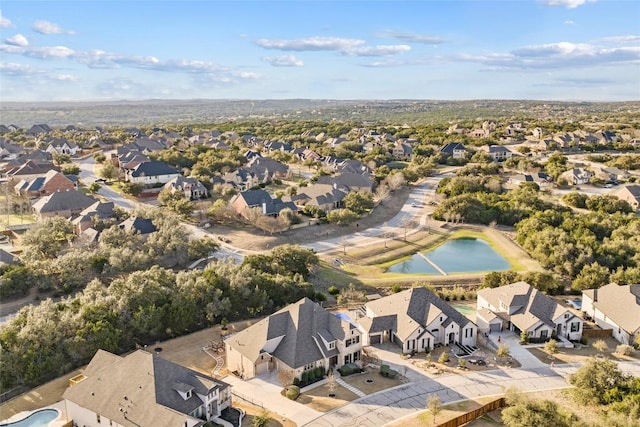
[439,142,467,159]
[582,283,640,346]
[477,281,583,343]
[225,298,362,380]
[357,287,477,353]
[63,349,232,427]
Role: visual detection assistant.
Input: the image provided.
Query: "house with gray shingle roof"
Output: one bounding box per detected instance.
[230,189,298,219]
[225,298,362,380]
[613,184,640,211]
[32,191,98,220]
[286,183,347,213]
[163,176,208,200]
[126,161,181,185]
[63,349,232,427]
[439,142,467,159]
[477,281,582,342]
[582,283,640,345]
[316,172,374,193]
[357,287,477,353]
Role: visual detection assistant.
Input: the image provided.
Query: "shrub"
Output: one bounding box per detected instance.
[292,377,300,386]
[579,336,588,345]
[338,363,360,377]
[328,285,340,295]
[285,385,300,400]
[314,366,324,379]
[615,344,633,356]
[438,352,450,364]
[391,284,402,293]
[380,364,398,378]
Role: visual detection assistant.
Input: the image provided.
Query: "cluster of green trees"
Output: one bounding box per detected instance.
[516,210,640,287]
[562,192,633,214]
[587,153,640,171]
[433,183,558,226]
[482,271,563,295]
[0,243,319,391]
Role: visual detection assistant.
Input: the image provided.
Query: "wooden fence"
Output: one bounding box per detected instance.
[436,397,506,427]
[582,328,612,339]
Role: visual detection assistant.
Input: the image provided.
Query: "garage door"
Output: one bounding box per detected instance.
[370,334,381,344]
[490,323,501,333]
[255,360,269,375]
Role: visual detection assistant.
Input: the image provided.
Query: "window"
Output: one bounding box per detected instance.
[96,414,101,424]
[304,363,315,371]
[564,313,570,319]
[186,390,192,399]
[353,351,360,361]
[329,342,335,349]
[570,322,580,333]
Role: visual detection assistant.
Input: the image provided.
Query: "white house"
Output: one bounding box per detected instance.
[477,281,583,342]
[357,287,477,354]
[126,161,181,185]
[63,349,232,427]
[225,298,362,380]
[582,283,640,345]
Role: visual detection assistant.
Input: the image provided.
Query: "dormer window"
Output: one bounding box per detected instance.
[329,341,335,349]
[186,390,192,399]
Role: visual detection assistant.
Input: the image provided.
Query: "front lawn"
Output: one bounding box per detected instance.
[297,383,358,412]
[342,370,404,394]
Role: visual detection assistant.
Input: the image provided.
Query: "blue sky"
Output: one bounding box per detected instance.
[1,0,639,102]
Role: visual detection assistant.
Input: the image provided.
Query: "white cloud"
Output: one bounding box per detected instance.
[454,41,640,69]
[343,44,411,57]
[53,74,77,81]
[600,35,640,43]
[256,36,364,51]
[545,0,596,8]
[564,20,575,25]
[5,34,28,47]
[0,10,13,28]
[0,62,42,76]
[261,55,304,67]
[32,20,75,35]
[379,30,446,44]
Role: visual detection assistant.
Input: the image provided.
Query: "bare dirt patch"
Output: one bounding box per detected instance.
[342,370,404,394]
[527,336,639,365]
[235,402,296,427]
[297,383,358,412]
[387,397,498,427]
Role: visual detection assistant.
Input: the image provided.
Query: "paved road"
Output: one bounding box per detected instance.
[77,154,137,211]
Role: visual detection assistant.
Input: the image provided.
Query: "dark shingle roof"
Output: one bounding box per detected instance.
[119,217,157,235]
[32,191,97,214]
[130,161,180,178]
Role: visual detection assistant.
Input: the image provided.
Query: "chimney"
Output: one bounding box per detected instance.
[262,202,267,215]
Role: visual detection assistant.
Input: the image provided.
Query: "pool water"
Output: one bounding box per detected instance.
[387,238,511,274]
[0,409,59,427]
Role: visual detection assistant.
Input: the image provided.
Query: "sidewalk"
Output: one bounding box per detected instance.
[486,331,546,370]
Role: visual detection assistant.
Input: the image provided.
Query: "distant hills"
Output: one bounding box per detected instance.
[1,99,639,127]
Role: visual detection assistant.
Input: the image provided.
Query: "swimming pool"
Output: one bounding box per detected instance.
[0,409,59,427]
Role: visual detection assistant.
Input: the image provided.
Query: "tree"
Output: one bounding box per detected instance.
[62,164,80,175]
[98,161,119,181]
[426,394,442,424]
[571,262,610,292]
[88,182,101,194]
[326,208,359,225]
[252,411,271,427]
[21,216,75,262]
[343,191,374,215]
[52,153,71,166]
[502,396,580,427]
[121,182,143,197]
[544,339,559,358]
[496,344,510,359]
[593,339,609,354]
[569,357,630,405]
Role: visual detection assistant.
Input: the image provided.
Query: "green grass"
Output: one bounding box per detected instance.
[0,214,36,227]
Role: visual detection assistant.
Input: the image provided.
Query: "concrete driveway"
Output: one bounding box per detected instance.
[486,331,547,370]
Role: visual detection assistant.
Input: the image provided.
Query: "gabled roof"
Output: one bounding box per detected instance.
[583,283,640,334]
[245,157,289,177]
[440,142,466,154]
[72,201,115,225]
[478,282,563,331]
[225,298,355,369]
[32,191,97,214]
[6,160,58,177]
[290,183,347,207]
[63,349,228,427]
[234,189,298,215]
[363,287,473,341]
[487,145,512,153]
[119,217,157,235]
[129,161,180,178]
[0,248,16,265]
[615,184,640,202]
[164,176,207,192]
[316,172,374,192]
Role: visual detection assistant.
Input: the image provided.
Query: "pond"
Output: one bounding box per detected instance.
[386,238,510,275]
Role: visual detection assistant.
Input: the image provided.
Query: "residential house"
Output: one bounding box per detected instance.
[477,281,583,343]
[0,137,23,159]
[119,216,157,236]
[32,191,98,220]
[126,161,181,185]
[560,168,593,186]
[447,124,467,135]
[63,349,232,427]
[532,127,544,140]
[357,287,477,354]
[485,145,513,162]
[15,169,76,198]
[4,160,59,182]
[0,125,10,134]
[25,124,52,136]
[225,298,362,380]
[230,189,298,219]
[469,128,491,138]
[244,157,290,181]
[613,185,640,211]
[0,248,16,266]
[316,172,375,193]
[44,138,78,156]
[594,166,629,183]
[582,283,640,345]
[220,169,260,191]
[163,176,208,200]
[336,159,371,175]
[287,183,347,213]
[439,142,467,159]
[392,140,413,159]
[264,141,292,153]
[72,201,116,233]
[508,172,552,189]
